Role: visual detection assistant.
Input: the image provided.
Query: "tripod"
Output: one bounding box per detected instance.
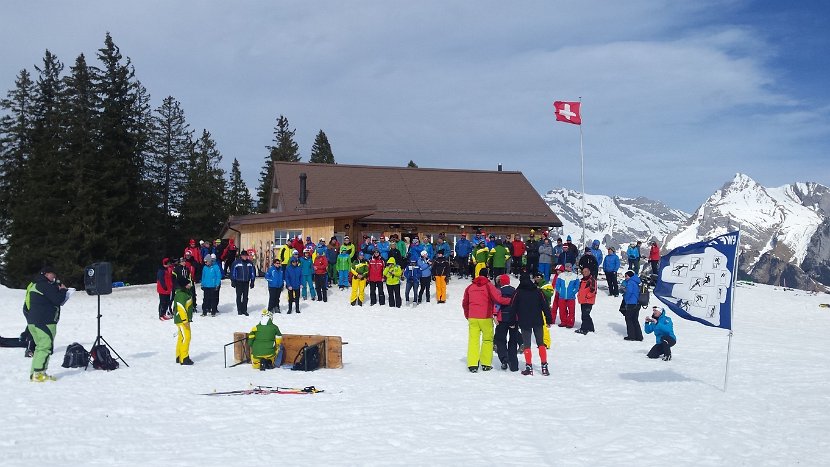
[85,294,129,369]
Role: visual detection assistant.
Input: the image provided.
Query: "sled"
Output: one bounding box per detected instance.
[231,332,344,369]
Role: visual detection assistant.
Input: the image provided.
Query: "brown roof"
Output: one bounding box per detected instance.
[267,162,561,227]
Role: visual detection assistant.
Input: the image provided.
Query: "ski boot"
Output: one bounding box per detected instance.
[662,354,672,361]
[481,365,492,371]
[30,372,56,382]
[180,357,194,365]
[468,366,478,373]
[541,363,550,376]
[521,364,533,376]
[501,362,508,370]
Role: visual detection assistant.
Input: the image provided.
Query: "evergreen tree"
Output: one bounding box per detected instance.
[309,129,335,164]
[407,160,418,168]
[147,96,192,253]
[180,130,227,240]
[226,158,254,216]
[0,69,35,283]
[6,50,73,286]
[89,32,153,283]
[258,115,300,212]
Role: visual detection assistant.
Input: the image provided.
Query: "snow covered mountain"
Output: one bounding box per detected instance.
[542,188,689,248]
[665,174,830,291]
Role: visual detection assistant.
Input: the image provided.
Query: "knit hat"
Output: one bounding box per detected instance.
[566,235,572,241]
[420,250,428,257]
[40,265,56,275]
[497,274,510,286]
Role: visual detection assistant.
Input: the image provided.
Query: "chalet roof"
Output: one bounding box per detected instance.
[262,162,561,227]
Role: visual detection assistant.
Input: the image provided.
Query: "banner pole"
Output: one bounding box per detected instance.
[579,97,585,249]
[723,230,741,392]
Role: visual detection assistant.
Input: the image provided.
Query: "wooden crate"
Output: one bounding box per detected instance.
[232,332,343,369]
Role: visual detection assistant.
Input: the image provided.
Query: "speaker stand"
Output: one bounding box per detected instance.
[85,294,129,369]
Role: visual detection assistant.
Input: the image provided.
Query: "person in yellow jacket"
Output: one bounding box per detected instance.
[277,243,293,266]
[248,309,283,370]
[472,241,490,280]
[350,252,369,306]
[173,275,194,365]
[383,257,403,308]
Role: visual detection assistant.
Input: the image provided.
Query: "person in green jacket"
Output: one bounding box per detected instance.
[472,242,490,280]
[248,309,283,370]
[383,257,403,308]
[336,246,353,290]
[173,274,195,365]
[489,239,510,278]
[23,265,68,382]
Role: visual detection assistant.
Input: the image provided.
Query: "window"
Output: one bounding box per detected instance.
[274,230,302,246]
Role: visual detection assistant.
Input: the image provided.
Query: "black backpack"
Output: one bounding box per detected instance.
[638,281,651,308]
[291,343,322,371]
[90,344,119,371]
[61,342,89,368]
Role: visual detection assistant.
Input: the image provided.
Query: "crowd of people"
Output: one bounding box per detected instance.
[149,230,673,371]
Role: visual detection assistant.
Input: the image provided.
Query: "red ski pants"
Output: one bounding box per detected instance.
[558,299,575,327]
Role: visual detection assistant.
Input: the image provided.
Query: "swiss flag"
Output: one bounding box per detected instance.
[553,101,581,125]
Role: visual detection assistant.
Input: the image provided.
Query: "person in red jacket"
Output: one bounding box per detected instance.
[648,241,661,276]
[183,239,203,281]
[511,234,526,276]
[575,266,597,334]
[156,258,174,320]
[367,251,386,306]
[312,252,329,302]
[462,268,512,373]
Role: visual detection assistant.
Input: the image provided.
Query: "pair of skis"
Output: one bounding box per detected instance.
[202,385,323,396]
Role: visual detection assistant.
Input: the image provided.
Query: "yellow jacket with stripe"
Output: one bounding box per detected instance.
[173,288,193,324]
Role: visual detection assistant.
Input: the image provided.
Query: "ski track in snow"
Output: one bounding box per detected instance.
[1,279,829,466]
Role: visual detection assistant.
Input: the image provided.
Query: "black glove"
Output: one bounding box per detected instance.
[231,280,237,288]
[250,281,255,289]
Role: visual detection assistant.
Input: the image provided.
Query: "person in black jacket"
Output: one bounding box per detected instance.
[578,247,599,279]
[23,265,68,382]
[493,274,519,371]
[512,273,553,376]
[524,230,541,275]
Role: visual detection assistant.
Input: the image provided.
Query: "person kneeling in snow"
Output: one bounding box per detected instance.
[248,309,283,370]
[644,306,676,361]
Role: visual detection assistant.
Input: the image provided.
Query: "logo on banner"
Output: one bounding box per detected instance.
[654,231,739,329]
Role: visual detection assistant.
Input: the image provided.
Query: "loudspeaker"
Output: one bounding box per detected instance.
[84,262,113,296]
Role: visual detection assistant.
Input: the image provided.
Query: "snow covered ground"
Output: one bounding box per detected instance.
[1,276,829,466]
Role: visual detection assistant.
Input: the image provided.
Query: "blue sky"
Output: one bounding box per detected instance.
[1,1,828,212]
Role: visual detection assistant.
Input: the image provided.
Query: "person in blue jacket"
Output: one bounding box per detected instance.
[590,239,603,267]
[602,247,621,297]
[377,236,391,260]
[422,235,435,259]
[408,238,425,262]
[299,248,316,301]
[231,250,256,316]
[644,306,676,360]
[264,258,285,313]
[404,259,422,305]
[284,255,303,314]
[621,270,643,341]
[200,254,223,317]
[627,241,641,273]
[455,234,473,279]
[417,250,433,303]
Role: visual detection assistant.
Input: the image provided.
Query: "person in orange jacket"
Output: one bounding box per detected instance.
[575,266,597,334]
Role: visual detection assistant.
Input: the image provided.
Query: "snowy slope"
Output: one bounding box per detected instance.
[2,278,829,466]
[543,188,689,249]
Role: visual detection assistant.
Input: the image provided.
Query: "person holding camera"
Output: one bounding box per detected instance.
[645,306,676,361]
[23,265,68,381]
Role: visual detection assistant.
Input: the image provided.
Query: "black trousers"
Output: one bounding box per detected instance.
[287,288,300,311]
[418,277,431,302]
[202,287,218,314]
[647,336,676,358]
[623,304,643,340]
[511,257,523,275]
[386,283,401,308]
[456,256,469,277]
[268,287,283,310]
[605,271,619,296]
[158,293,172,318]
[526,258,539,275]
[235,283,249,314]
[369,281,385,305]
[579,303,594,332]
[650,260,659,276]
[314,274,328,302]
[494,322,520,371]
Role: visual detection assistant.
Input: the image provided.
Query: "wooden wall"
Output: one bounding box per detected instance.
[236,218,336,252]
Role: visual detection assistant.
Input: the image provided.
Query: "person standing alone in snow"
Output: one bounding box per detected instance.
[23,266,68,381]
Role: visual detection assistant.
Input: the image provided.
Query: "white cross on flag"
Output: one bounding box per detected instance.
[553,101,581,125]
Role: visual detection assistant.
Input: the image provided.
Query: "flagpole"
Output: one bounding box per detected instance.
[723,230,741,392]
[579,97,585,249]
